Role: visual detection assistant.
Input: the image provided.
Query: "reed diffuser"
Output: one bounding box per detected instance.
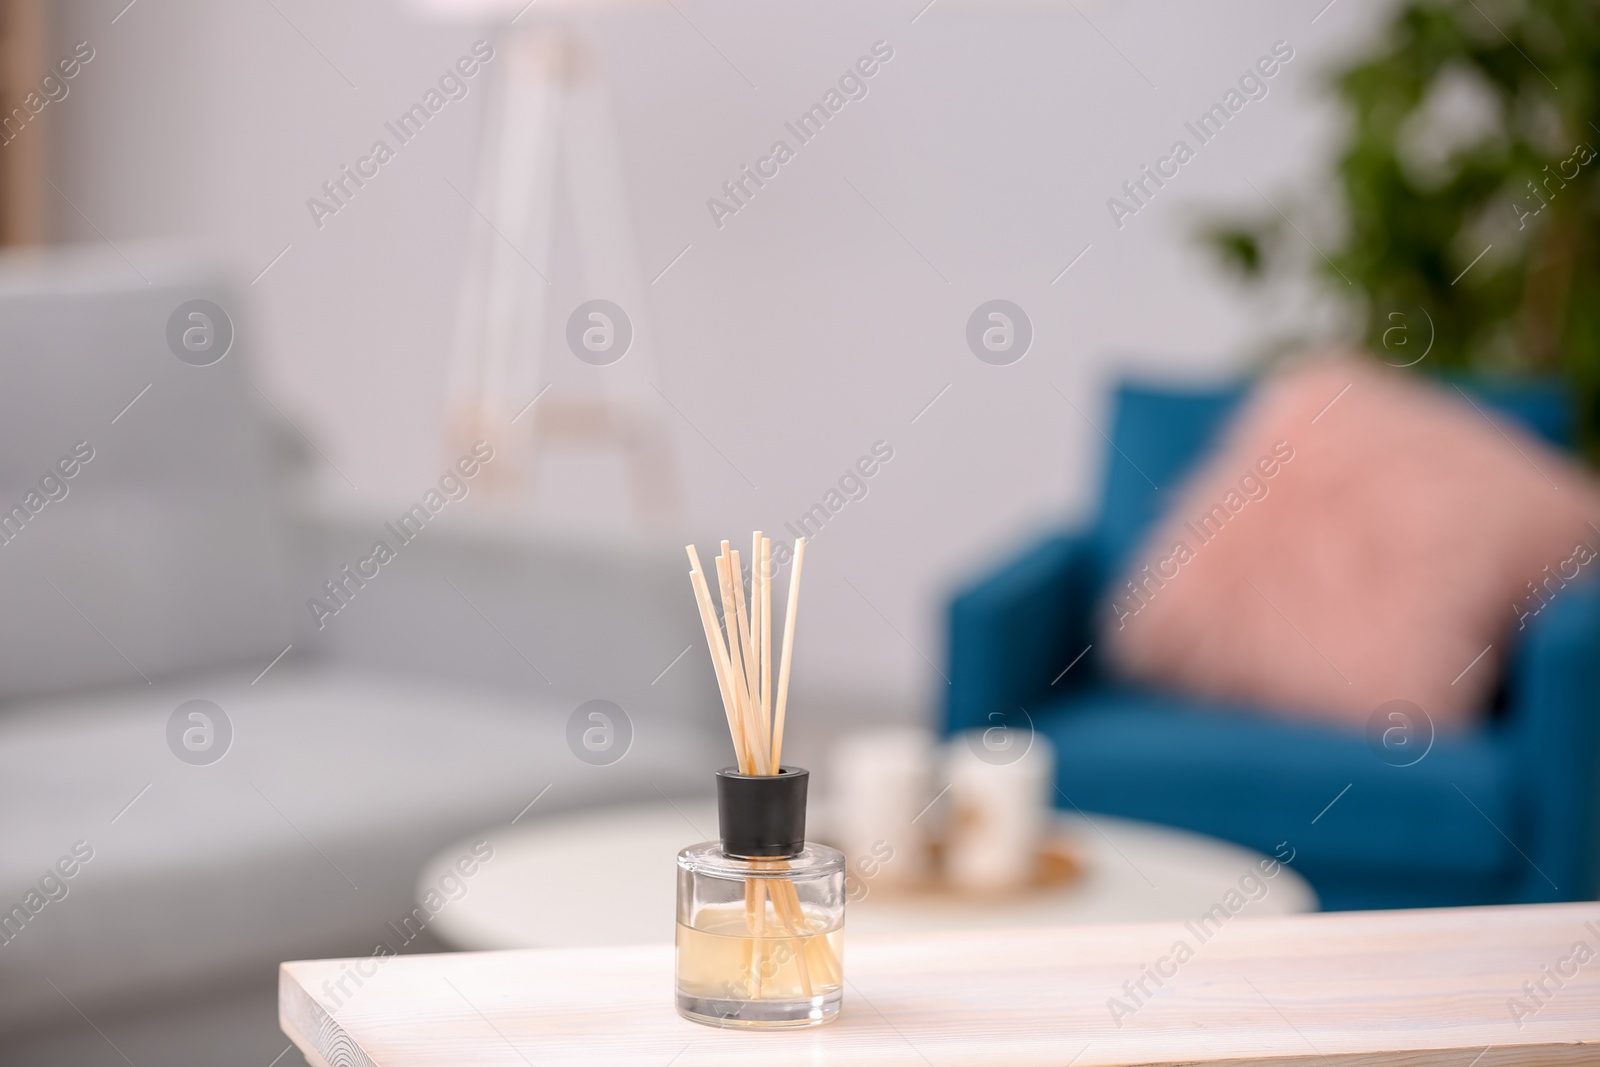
[676,534,845,1029]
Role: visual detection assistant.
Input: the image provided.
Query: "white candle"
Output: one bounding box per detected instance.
[943,731,1056,893]
[830,727,935,890]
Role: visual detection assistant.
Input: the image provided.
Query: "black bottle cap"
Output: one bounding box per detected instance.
[716,766,808,858]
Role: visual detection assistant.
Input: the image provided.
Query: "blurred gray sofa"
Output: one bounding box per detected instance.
[0,246,719,1063]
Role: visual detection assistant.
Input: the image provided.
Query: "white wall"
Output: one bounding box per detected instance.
[49,0,1385,718]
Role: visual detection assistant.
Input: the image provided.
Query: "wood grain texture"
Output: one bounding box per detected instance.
[281,902,1600,1066]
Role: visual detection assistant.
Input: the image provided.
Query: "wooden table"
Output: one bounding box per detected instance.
[281,901,1600,1065]
[418,801,1316,949]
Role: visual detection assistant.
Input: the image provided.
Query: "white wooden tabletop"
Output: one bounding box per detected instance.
[281,901,1600,1066]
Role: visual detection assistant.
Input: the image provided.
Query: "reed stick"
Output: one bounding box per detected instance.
[686,546,748,773]
[761,535,772,756]
[768,875,816,996]
[751,532,764,747]
[752,879,768,999]
[715,549,766,775]
[730,547,770,763]
[770,537,806,770]
[715,544,770,993]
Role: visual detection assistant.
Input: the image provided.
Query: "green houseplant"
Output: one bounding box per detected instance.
[1207,0,1600,458]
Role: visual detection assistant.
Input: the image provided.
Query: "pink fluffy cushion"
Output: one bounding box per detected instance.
[1101,354,1600,732]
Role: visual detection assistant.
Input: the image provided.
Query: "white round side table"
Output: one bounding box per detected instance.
[419,800,1317,949]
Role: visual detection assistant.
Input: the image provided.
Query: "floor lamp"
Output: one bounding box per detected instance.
[417,0,680,526]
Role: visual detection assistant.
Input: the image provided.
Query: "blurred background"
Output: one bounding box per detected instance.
[1,0,1596,1062]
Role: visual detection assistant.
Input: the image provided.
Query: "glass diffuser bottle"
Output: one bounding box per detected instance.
[676,767,845,1027]
[678,534,842,1027]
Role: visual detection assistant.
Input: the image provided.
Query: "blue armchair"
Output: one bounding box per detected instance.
[942,379,1600,910]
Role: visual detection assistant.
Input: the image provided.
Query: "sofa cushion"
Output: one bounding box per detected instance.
[1041,686,1518,887]
[0,250,302,700]
[0,664,713,1030]
[1093,372,1574,583]
[1101,356,1600,731]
